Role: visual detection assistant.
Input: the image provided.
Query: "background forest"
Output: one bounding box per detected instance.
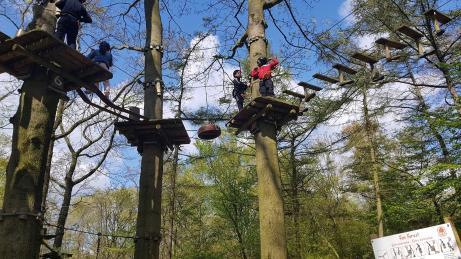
[0,0,460,258]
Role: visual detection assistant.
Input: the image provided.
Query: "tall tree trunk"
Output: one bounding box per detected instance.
[289,139,302,259]
[0,5,59,258]
[361,85,384,237]
[134,0,164,258]
[53,180,73,249]
[248,1,288,258]
[42,99,65,213]
[0,69,60,258]
[167,147,179,259]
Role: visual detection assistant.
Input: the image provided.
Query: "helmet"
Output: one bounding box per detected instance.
[257,57,268,66]
[99,41,111,52]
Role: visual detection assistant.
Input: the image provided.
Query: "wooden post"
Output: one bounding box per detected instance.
[248,1,288,258]
[444,217,461,250]
[0,7,59,259]
[134,0,165,258]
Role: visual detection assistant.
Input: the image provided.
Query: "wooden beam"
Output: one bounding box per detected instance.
[339,80,354,86]
[332,63,357,74]
[396,25,423,40]
[304,93,316,102]
[313,73,339,84]
[0,31,10,43]
[424,9,451,25]
[283,90,304,99]
[351,52,379,64]
[298,81,322,91]
[375,38,406,49]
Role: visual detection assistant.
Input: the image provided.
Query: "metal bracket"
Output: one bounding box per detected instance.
[145,44,164,53]
[143,79,164,96]
[247,35,267,45]
[0,211,43,221]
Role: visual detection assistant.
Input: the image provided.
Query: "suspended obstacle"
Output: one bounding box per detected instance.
[227,97,300,135]
[424,9,452,35]
[197,123,221,140]
[115,119,190,153]
[375,38,406,61]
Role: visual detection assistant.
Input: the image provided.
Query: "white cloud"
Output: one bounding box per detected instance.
[338,0,356,24]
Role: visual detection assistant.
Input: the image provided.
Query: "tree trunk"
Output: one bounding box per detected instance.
[42,99,65,213]
[53,180,73,249]
[248,1,288,258]
[255,121,288,259]
[134,0,164,258]
[167,147,179,259]
[361,86,384,237]
[0,68,60,258]
[289,139,302,259]
[134,144,164,258]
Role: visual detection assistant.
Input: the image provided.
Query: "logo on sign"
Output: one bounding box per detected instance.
[438,226,447,237]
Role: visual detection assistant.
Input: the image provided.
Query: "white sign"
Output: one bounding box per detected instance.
[372,223,461,259]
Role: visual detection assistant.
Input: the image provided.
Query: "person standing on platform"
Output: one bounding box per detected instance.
[250,56,279,97]
[232,69,248,111]
[87,41,113,98]
[54,0,92,49]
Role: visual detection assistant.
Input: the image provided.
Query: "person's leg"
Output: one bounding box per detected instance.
[237,98,243,111]
[266,79,274,96]
[54,16,67,41]
[259,80,266,96]
[66,19,79,49]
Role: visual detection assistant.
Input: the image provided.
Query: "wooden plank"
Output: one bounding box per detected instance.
[298,81,322,91]
[396,25,423,40]
[424,9,451,24]
[313,73,339,84]
[338,80,354,86]
[375,38,406,49]
[283,90,304,99]
[0,31,11,43]
[332,63,357,74]
[351,52,379,64]
[236,104,272,135]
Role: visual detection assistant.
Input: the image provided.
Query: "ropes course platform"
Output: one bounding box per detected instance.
[227,97,300,135]
[0,30,112,90]
[115,119,190,152]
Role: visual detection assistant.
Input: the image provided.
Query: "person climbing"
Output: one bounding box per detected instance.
[54,0,92,49]
[87,41,113,98]
[232,69,248,111]
[250,56,279,97]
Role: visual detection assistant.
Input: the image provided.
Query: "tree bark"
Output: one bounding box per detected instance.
[248,1,288,258]
[255,121,288,258]
[134,0,164,258]
[53,179,73,249]
[361,85,384,237]
[0,68,60,258]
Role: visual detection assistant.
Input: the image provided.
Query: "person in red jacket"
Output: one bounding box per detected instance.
[250,56,279,96]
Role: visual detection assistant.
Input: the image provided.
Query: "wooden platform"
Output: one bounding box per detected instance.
[114,119,190,151]
[0,30,112,90]
[227,97,300,135]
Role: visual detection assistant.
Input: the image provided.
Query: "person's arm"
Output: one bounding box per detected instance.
[250,67,259,78]
[55,0,66,10]
[269,57,279,68]
[86,49,96,60]
[80,7,92,23]
[108,53,113,67]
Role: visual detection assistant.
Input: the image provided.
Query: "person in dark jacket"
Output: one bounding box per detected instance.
[87,41,113,98]
[54,0,92,49]
[232,69,248,111]
[250,56,279,97]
